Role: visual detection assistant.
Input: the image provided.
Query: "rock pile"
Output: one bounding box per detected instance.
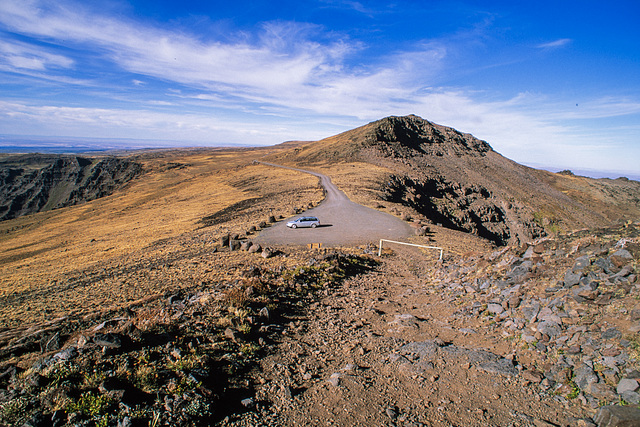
[428,223,639,409]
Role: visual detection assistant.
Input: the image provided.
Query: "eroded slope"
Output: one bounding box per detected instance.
[0,154,142,221]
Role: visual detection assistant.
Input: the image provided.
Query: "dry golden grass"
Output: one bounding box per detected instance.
[0,147,324,327]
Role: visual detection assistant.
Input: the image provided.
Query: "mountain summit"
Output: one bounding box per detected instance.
[268,115,640,246]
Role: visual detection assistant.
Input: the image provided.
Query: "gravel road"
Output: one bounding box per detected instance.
[253,162,412,247]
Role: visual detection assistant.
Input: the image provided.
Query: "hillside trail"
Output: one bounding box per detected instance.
[253,162,412,247]
[230,246,586,427]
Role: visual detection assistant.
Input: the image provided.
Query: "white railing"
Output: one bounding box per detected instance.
[378,239,443,260]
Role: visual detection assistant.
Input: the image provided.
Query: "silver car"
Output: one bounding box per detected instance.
[286,216,320,229]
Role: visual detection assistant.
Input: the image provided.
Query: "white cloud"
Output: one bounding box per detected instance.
[537,38,572,49]
[0,100,329,144]
[0,40,74,71]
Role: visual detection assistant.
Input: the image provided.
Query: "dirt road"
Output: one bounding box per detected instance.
[253,162,412,247]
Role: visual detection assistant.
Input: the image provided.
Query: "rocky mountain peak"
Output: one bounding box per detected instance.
[363,115,492,157]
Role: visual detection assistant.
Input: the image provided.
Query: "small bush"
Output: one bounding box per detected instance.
[0,396,30,425]
[65,391,112,418]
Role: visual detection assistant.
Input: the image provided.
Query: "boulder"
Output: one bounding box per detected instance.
[617,379,639,395]
[564,269,583,287]
[536,321,562,338]
[415,226,429,236]
[92,333,122,349]
[487,303,505,315]
[574,364,598,391]
[610,249,633,268]
[573,255,592,272]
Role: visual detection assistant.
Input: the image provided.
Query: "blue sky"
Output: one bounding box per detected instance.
[1,0,639,177]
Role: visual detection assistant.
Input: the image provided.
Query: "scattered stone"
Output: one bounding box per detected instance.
[574,364,599,391]
[621,391,640,405]
[241,397,255,409]
[610,250,633,268]
[487,303,505,315]
[602,328,622,340]
[573,255,592,272]
[564,270,583,287]
[521,369,544,383]
[328,373,342,387]
[92,333,122,349]
[53,346,77,361]
[594,405,640,427]
[40,332,61,353]
[617,379,639,394]
[385,406,398,420]
[587,382,617,402]
[224,328,238,342]
[415,226,429,236]
[537,321,562,338]
[258,307,270,321]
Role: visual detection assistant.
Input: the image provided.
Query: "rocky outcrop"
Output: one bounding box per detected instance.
[382,174,544,245]
[0,154,142,221]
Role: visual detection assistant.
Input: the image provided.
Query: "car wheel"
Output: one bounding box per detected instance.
[311,223,317,228]
[291,224,297,229]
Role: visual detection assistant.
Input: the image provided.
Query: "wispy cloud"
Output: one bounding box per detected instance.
[0,0,451,119]
[0,100,302,143]
[0,40,74,71]
[0,1,360,105]
[536,38,572,49]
